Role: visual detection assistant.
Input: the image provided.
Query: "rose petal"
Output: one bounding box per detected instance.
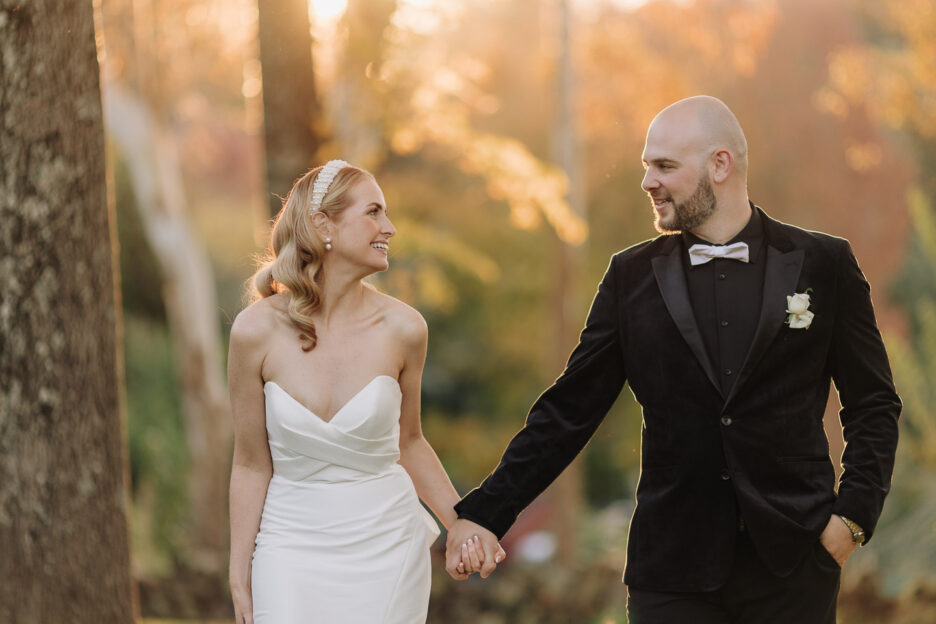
[788,310,814,329]
[788,293,810,314]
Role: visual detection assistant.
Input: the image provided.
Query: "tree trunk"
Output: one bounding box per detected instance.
[257,0,321,217]
[549,0,586,566]
[0,2,136,622]
[103,82,232,573]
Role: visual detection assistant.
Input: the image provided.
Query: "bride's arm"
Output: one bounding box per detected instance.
[227,307,274,624]
[395,310,461,530]
[394,308,505,577]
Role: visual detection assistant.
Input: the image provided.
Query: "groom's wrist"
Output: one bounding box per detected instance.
[454,512,503,539]
[837,515,866,546]
[454,487,513,538]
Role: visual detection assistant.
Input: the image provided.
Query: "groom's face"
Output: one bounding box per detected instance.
[641,116,717,234]
[654,172,716,234]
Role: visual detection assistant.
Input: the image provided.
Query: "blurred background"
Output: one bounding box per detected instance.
[79,0,936,621]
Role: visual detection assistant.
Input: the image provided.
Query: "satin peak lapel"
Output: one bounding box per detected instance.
[724,245,805,407]
[652,246,722,396]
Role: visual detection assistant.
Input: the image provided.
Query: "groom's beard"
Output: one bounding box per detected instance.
[654,173,717,234]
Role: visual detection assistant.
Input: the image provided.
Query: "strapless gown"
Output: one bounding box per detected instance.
[251,375,440,624]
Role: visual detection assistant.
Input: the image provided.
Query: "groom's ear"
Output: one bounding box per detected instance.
[711,148,733,184]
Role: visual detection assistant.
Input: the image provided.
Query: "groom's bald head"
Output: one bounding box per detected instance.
[646,95,749,179]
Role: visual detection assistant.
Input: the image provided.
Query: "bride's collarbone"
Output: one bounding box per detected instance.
[313,301,390,332]
[272,345,399,397]
[264,320,400,401]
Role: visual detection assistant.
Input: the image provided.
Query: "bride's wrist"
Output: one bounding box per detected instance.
[229,577,250,593]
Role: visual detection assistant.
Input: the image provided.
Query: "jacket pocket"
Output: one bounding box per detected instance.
[812,539,841,572]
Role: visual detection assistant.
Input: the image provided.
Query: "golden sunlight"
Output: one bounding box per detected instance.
[309,0,348,20]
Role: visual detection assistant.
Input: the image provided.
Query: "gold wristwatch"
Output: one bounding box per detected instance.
[838,515,865,546]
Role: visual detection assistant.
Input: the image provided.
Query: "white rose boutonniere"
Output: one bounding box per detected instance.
[786,290,814,329]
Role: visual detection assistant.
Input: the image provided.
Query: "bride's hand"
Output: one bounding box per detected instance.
[460,535,507,576]
[446,519,506,579]
[231,582,254,624]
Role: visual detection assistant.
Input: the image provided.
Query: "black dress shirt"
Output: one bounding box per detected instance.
[682,205,766,395]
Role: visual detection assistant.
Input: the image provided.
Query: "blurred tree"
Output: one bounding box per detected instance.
[96,0,244,577]
[257,0,321,216]
[0,1,135,621]
[104,81,232,574]
[550,0,586,565]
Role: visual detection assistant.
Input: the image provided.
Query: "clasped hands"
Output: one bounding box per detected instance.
[444,518,507,579]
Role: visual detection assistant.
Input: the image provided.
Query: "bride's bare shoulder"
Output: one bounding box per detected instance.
[230,293,289,347]
[374,292,427,345]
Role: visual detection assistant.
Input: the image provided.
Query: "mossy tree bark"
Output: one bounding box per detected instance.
[0,1,135,622]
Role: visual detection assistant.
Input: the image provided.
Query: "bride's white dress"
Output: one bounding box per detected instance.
[251,375,440,624]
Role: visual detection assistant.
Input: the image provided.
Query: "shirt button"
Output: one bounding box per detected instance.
[718,273,727,280]
[721,470,731,481]
[720,320,729,327]
[724,368,732,376]
[721,416,733,426]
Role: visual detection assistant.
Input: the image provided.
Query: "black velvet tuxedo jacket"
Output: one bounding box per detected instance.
[455,208,900,592]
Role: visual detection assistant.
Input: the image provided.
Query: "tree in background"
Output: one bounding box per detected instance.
[257,0,321,217]
[0,1,135,621]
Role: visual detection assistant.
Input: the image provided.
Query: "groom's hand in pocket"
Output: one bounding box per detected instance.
[819,514,857,567]
[445,519,505,579]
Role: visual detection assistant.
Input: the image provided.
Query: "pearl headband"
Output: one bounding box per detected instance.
[309,159,352,215]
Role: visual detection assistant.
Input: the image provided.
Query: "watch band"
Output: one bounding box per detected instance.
[838,515,866,546]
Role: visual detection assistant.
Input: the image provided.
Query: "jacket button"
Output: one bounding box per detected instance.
[720,470,731,480]
[721,416,733,426]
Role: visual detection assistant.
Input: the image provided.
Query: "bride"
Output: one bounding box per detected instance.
[227,160,503,623]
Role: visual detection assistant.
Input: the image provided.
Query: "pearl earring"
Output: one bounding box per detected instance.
[324,237,332,251]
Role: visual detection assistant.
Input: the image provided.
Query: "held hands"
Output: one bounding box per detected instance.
[819,515,857,567]
[445,518,506,580]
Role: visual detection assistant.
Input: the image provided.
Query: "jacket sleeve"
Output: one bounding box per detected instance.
[454,255,628,538]
[829,240,901,543]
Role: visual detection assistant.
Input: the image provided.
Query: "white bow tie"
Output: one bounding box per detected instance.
[687,242,750,266]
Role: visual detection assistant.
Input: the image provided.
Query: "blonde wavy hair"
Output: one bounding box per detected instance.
[250,163,374,351]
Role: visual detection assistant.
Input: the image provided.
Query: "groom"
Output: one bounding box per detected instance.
[446,96,900,622]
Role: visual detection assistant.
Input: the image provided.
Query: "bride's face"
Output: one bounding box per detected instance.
[328,178,395,273]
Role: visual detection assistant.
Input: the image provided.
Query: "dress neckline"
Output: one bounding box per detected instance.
[264,375,399,425]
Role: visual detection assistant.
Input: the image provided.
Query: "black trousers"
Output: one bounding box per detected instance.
[626,530,840,624]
